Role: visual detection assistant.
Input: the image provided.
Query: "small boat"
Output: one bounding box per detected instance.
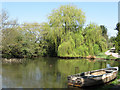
[67,66,119,87]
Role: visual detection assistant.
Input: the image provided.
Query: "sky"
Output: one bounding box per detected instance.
[2,2,119,37]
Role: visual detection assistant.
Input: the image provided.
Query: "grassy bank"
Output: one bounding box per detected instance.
[96,52,117,60]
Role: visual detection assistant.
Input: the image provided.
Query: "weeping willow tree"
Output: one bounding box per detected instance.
[43,4,86,56]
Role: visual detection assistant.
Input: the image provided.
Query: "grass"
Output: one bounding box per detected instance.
[106,55,117,59]
[96,52,108,58]
[111,79,120,85]
[96,52,117,59]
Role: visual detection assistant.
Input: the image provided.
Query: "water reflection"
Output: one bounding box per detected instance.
[2,58,119,88]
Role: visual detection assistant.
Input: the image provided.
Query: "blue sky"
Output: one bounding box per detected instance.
[2,2,118,37]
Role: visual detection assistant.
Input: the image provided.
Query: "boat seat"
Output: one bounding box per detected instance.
[106,70,112,73]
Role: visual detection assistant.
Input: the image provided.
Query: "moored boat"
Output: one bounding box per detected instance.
[67,67,119,87]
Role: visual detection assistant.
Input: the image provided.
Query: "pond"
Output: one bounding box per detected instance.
[2,57,120,89]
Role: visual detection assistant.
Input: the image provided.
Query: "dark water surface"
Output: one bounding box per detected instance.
[2,57,120,88]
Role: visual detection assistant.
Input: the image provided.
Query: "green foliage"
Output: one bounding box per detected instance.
[109,36,116,43]
[93,44,100,55]
[115,23,120,54]
[108,36,116,49]
[71,31,84,48]
[47,5,86,56]
[58,35,75,57]
[2,5,108,58]
[2,22,45,58]
[48,5,85,33]
[84,23,107,55]
[58,23,107,57]
[76,45,89,56]
[100,25,108,40]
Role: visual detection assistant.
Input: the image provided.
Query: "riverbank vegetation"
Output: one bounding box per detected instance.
[1,5,118,58]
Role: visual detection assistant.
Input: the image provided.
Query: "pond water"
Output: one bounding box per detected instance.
[2,57,120,88]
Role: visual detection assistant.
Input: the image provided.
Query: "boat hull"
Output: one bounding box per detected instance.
[67,67,118,87]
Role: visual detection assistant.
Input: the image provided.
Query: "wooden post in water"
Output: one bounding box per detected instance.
[75,67,79,74]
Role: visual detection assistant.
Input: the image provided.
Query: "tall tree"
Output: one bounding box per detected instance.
[109,36,116,43]
[47,5,86,55]
[100,25,108,40]
[115,22,120,54]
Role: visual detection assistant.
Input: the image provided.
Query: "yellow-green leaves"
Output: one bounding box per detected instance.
[48,5,85,33]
